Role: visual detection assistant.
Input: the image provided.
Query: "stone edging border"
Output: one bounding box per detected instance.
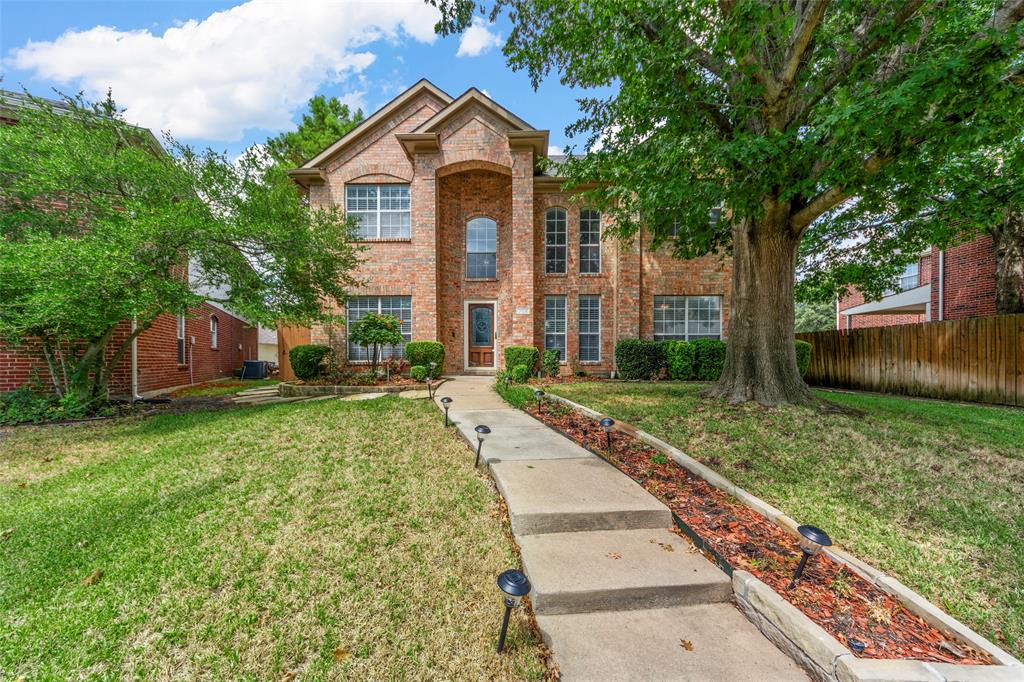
[543,391,1022,682]
[279,378,446,397]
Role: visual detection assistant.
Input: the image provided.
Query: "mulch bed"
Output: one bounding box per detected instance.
[297,376,422,387]
[521,397,992,665]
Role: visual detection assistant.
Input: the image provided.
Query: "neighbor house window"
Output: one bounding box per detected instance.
[347,296,412,362]
[345,184,411,239]
[466,217,497,279]
[545,208,567,274]
[578,295,601,362]
[653,295,722,340]
[579,209,601,274]
[210,315,219,349]
[544,295,567,361]
[176,315,186,364]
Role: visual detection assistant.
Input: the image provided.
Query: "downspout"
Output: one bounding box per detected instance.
[938,249,945,321]
[130,317,141,402]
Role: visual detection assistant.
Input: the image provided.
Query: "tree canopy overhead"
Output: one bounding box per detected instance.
[434,0,1024,404]
[0,93,361,405]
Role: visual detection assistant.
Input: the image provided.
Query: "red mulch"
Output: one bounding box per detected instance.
[297,376,422,387]
[522,399,992,665]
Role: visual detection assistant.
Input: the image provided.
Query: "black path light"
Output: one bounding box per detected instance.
[440,396,453,427]
[474,424,491,466]
[534,389,545,412]
[788,524,833,588]
[503,374,512,387]
[495,569,532,653]
[599,417,615,453]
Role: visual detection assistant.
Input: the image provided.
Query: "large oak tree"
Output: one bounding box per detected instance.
[434,0,1024,404]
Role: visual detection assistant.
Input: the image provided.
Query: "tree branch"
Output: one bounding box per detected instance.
[779,0,830,88]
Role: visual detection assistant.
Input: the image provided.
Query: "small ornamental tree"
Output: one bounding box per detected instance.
[348,313,403,375]
[433,1,1024,405]
[0,92,361,407]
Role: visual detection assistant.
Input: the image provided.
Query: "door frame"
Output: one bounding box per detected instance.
[463,299,498,370]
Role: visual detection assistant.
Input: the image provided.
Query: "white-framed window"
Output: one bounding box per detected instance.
[210,315,219,349]
[578,295,601,362]
[544,295,567,361]
[545,208,567,274]
[896,262,920,292]
[176,314,186,364]
[347,296,412,362]
[466,216,497,279]
[345,184,411,240]
[653,295,722,340]
[579,209,601,274]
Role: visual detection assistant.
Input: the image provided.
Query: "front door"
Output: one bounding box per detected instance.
[468,303,495,367]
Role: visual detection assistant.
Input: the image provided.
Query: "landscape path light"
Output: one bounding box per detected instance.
[440,396,453,427]
[474,425,491,466]
[788,524,832,588]
[495,569,532,654]
[599,417,615,453]
[534,389,545,413]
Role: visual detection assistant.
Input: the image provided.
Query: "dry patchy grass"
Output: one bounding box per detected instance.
[545,381,1024,658]
[0,398,546,680]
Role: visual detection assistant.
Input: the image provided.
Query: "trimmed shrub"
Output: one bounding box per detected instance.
[289,344,332,381]
[504,345,539,374]
[510,364,531,383]
[410,365,428,382]
[665,340,696,380]
[795,340,813,377]
[691,339,727,381]
[614,339,666,380]
[541,349,561,377]
[404,341,445,372]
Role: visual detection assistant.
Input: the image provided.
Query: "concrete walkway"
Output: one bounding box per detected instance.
[435,376,806,682]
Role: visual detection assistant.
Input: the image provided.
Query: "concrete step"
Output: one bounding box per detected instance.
[519,528,732,615]
[451,410,594,463]
[536,603,807,681]
[490,458,671,535]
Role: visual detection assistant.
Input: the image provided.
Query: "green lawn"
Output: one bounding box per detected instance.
[169,378,279,398]
[544,381,1024,658]
[0,398,545,680]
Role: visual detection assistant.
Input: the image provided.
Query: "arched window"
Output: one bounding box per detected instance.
[210,315,219,349]
[545,208,567,274]
[466,217,497,279]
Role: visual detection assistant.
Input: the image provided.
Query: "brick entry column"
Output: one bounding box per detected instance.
[509,149,535,352]
[411,154,440,341]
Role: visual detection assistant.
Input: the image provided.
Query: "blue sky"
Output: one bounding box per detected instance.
[2,0,611,157]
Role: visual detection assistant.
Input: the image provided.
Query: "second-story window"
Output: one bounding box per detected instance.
[466,217,497,279]
[579,209,601,273]
[545,207,567,274]
[345,184,411,240]
[210,315,219,349]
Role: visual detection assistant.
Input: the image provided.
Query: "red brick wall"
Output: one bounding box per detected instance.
[0,304,253,395]
[837,254,930,329]
[929,235,998,321]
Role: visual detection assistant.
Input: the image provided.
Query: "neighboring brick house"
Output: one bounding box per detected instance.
[836,235,998,329]
[289,80,730,375]
[0,89,261,397]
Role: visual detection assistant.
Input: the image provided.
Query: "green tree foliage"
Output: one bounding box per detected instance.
[0,93,362,406]
[795,301,835,333]
[265,95,364,167]
[433,0,1024,404]
[348,313,403,374]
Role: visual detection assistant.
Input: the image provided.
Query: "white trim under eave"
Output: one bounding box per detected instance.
[839,284,931,316]
[463,299,498,371]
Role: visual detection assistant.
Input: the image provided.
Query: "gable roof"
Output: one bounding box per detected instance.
[299,79,453,169]
[411,87,535,134]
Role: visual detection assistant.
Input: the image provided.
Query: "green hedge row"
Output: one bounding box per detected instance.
[504,345,539,374]
[289,344,332,380]
[404,341,445,372]
[616,338,813,381]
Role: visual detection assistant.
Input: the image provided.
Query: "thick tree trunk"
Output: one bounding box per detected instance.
[991,210,1024,315]
[704,217,813,406]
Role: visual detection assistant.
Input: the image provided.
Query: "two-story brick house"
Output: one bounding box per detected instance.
[289,80,730,375]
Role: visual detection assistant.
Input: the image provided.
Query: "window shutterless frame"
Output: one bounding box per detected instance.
[578,295,601,362]
[176,315,186,364]
[579,210,601,274]
[545,208,567,274]
[544,295,567,361]
[210,315,218,349]
[466,216,497,279]
[346,296,413,361]
[653,295,723,340]
[345,184,411,240]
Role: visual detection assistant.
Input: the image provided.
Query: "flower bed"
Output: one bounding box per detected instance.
[519,396,993,666]
[295,374,422,387]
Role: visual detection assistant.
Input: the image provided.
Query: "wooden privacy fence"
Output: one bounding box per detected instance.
[797,314,1024,407]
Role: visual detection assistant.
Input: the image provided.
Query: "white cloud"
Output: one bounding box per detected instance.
[547,145,563,156]
[7,0,440,141]
[456,17,502,57]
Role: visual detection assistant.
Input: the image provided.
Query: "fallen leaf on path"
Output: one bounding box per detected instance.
[607,552,622,560]
[334,646,350,662]
[679,639,694,651]
[83,569,103,586]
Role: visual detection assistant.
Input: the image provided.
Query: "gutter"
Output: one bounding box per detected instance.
[938,249,945,321]
[130,317,141,402]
